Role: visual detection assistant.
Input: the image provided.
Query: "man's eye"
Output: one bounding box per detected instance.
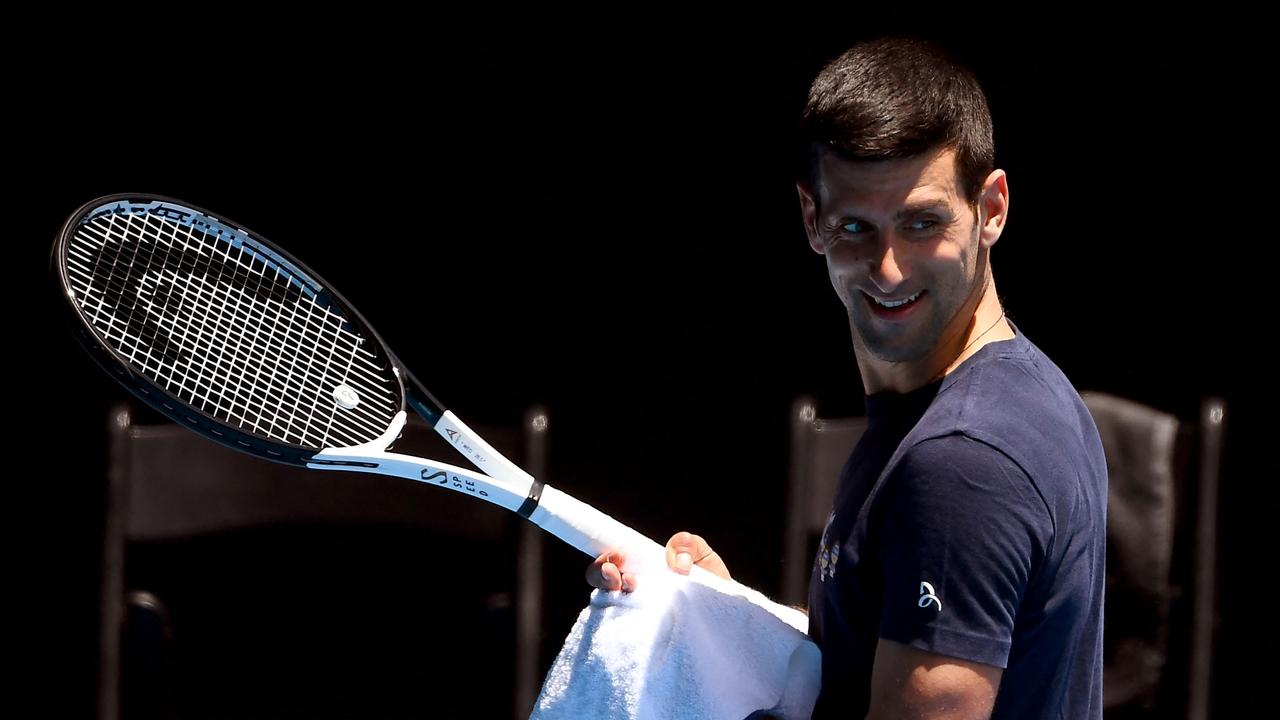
[840,219,937,234]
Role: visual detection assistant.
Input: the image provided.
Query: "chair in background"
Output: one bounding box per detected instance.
[782,396,867,607]
[1081,391,1225,720]
[782,391,1226,720]
[99,402,550,720]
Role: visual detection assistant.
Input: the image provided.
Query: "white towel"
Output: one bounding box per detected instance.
[531,567,820,720]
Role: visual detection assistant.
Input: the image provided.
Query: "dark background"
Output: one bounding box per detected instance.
[14,9,1271,718]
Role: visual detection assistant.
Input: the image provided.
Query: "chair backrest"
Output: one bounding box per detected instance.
[1082,391,1180,712]
[1081,391,1224,720]
[782,396,867,606]
[99,402,549,720]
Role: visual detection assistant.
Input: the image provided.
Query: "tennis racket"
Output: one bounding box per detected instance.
[53,193,680,577]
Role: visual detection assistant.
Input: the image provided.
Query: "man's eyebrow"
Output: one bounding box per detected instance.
[836,200,953,224]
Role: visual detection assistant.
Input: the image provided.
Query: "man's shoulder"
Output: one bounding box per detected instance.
[889,434,1051,523]
[915,333,1101,471]
[898,432,1022,474]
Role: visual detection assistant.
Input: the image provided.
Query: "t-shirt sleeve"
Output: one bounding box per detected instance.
[874,433,1051,669]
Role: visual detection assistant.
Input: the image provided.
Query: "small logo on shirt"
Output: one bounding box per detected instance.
[818,541,839,583]
[918,581,942,612]
[817,512,839,583]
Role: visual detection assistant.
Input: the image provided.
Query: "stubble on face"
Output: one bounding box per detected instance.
[846,213,986,365]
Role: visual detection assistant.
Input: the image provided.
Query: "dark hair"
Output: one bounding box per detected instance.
[799,36,994,207]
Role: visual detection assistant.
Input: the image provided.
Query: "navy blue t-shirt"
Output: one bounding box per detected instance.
[807,321,1107,719]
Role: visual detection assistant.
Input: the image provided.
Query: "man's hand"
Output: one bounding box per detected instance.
[585,531,732,593]
[585,548,637,593]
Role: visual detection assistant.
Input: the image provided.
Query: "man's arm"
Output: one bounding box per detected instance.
[864,638,1002,720]
[864,436,1046,718]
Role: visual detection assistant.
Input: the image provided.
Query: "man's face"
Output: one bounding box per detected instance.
[799,146,993,365]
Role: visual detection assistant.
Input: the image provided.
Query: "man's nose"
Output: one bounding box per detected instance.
[868,243,907,294]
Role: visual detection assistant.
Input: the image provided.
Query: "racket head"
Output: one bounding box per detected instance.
[53,193,422,466]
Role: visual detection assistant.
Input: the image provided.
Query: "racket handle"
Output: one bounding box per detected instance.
[530,485,672,576]
[431,415,704,579]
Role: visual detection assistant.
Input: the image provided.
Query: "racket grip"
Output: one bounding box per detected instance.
[534,486,801,630]
[530,485,671,576]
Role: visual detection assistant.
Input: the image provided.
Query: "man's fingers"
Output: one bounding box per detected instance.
[665,531,732,580]
[586,550,624,589]
[588,534,732,591]
[665,531,711,571]
[586,550,636,592]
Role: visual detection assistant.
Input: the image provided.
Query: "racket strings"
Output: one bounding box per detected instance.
[65,205,401,450]
[71,212,396,447]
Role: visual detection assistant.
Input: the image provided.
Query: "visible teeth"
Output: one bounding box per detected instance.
[874,290,922,308]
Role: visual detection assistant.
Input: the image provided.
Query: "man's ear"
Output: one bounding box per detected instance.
[977,169,1009,250]
[797,181,825,254]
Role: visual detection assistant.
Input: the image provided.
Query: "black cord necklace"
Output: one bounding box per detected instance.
[930,309,1007,383]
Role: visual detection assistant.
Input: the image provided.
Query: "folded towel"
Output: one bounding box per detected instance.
[531,567,820,720]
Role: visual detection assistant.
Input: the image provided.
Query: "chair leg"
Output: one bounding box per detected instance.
[121,591,172,720]
[1187,398,1224,720]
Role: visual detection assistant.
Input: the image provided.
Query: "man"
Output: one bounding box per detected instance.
[587,36,1106,719]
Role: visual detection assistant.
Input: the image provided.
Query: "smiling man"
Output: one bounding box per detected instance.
[590,36,1108,719]
[802,143,1012,394]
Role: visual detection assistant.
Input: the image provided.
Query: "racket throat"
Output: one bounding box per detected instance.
[432,411,543,518]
